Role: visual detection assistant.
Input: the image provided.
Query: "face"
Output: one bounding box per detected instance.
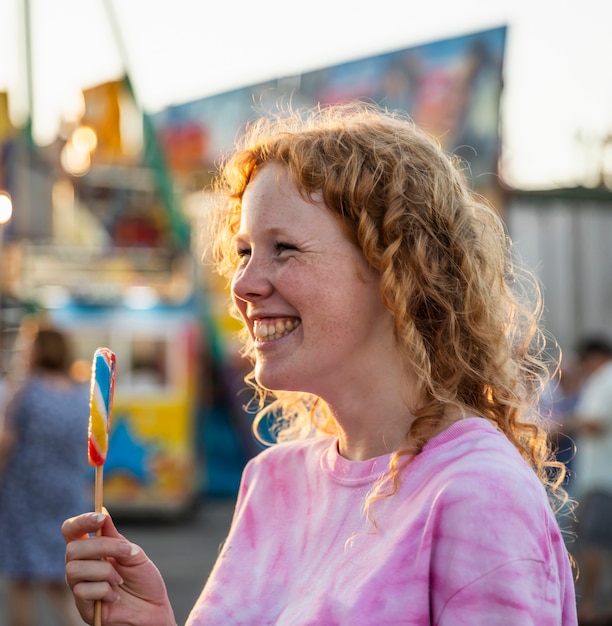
[231,162,397,398]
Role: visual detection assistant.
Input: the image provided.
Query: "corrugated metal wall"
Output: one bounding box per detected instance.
[506,194,612,355]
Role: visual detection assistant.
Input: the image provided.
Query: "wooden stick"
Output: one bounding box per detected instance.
[94,465,104,626]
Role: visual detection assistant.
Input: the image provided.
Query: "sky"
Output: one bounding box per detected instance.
[0,0,611,190]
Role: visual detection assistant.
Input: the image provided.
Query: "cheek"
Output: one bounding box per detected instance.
[274,265,313,302]
[307,282,364,334]
[324,279,386,337]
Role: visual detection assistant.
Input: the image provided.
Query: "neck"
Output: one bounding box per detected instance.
[336,430,407,461]
[325,370,422,462]
[328,390,467,462]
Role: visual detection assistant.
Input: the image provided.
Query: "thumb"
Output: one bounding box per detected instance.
[99,508,145,565]
[99,507,123,539]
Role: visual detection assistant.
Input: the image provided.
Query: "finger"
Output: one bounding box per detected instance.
[99,507,125,540]
[65,532,139,565]
[62,512,106,543]
[95,512,150,567]
[73,579,120,604]
[65,510,140,565]
[66,557,124,593]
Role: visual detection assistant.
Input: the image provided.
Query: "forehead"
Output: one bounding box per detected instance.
[236,162,375,276]
[239,163,329,230]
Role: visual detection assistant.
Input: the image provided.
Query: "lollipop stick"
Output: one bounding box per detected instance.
[94,594,102,626]
[94,465,104,515]
[93,466,103,626]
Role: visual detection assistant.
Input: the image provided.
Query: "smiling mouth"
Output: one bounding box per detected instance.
[253,317,301,342]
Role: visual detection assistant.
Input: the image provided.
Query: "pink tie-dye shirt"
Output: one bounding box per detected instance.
[187,418,577,625]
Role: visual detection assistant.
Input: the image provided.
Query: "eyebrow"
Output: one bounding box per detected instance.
[234,226,295,239]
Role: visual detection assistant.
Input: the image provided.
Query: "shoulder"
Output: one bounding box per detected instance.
[8,376,49,402]
[66,380,89,400]
[420,417,526,469]
[407,421,565,588]
[424,426,560,568]
[415,418,548,517]
[4,379,34,413]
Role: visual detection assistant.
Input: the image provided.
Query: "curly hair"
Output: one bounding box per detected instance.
[210,102,567,513]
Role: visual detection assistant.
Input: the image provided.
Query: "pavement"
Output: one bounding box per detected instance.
[0,497,237,626]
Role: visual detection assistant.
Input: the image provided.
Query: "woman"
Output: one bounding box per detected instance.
[63,104,577,625]
[0,324,89,626]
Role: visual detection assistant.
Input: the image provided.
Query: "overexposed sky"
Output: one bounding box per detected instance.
[0,0,611,189]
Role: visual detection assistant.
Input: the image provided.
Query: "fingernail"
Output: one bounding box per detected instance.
[90,512,106,523]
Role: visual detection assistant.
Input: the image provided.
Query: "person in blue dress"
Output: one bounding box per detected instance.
[0,324,89,626]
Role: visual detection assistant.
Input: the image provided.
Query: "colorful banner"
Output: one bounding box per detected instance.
[153,27,506,189]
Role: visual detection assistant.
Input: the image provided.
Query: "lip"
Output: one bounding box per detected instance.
[253,329,297,349]
[248,310,295,321]
[248,312,299,327]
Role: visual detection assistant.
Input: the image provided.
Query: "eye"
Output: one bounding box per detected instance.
[274,242,298,254]
[235,245,251,266]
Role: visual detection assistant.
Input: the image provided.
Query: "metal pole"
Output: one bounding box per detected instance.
[23,0,35,148]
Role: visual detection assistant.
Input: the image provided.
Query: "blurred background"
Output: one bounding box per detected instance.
[0,0,611,516]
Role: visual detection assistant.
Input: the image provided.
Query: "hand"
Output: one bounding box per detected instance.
[63,510,177,626]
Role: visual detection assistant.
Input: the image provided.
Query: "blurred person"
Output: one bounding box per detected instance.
[565,336,612,624]
[0,325,89,626]
[62,103,577,625]
[545,358,581,498]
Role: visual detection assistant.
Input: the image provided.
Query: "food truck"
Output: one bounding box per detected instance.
[50,301,202,517]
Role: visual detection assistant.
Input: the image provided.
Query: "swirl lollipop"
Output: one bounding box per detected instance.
[87,347,116,626]
[88,347,116,468]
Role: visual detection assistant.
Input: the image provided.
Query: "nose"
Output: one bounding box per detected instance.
[231,255,274,303]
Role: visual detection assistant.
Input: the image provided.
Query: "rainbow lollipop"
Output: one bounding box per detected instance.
[88,347,116,626]
[88,347,116,467]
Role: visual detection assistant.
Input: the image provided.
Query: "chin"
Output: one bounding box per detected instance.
[254,368,306,395]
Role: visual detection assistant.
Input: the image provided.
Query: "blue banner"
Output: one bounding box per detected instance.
[154,27,506,190]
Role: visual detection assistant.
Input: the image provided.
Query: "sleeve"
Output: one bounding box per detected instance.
[428,461,572,625]
[437,559,564,626]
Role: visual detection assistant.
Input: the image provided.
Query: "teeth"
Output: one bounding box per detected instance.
[253,318,300,342]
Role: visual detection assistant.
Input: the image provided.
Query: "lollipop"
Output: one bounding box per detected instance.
[88,347,116,467]
[87,347,116,626]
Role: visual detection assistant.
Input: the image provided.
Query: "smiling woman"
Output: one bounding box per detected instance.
[61,103,578,626]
